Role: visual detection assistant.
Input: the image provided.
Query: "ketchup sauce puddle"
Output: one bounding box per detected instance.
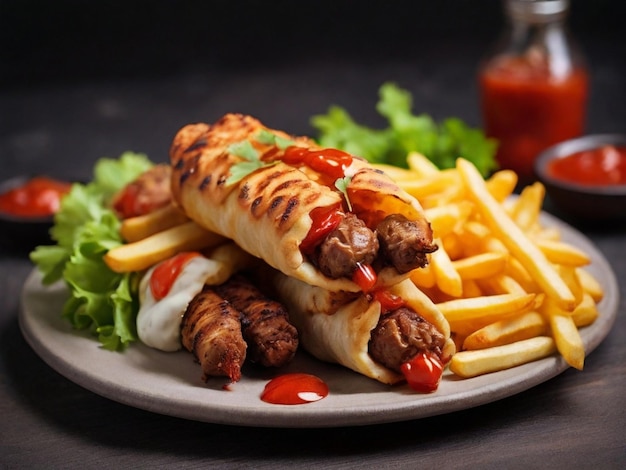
[261,373,329,405]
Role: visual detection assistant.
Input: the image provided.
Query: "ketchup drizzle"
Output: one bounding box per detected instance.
[261,373,329,405]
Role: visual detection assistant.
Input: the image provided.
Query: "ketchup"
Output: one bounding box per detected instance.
[373,289,406,313]
[479,56,588,181]
[282,146,353,181]
[300,205,343,254]
[352,263,377,293]
[400,352,444,393]
[260,373,329,405]
[150,252,201,301]
[547,145,626,186]
[0,176,71,217]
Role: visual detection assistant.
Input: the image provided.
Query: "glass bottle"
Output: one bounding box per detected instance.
[478,0,589,183]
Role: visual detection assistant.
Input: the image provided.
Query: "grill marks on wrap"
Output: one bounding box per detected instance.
[239,167,328,235]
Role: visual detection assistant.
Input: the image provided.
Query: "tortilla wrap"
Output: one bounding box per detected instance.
[170,113,434,292]
[271,272,456,385]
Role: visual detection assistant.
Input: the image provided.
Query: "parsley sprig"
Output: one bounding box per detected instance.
[334,176,353,211]
[225,130,295,185]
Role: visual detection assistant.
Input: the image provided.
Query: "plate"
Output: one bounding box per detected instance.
[19,211,619,428]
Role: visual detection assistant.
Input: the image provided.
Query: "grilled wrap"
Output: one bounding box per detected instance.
[270,272,456,385]
[170,113,436,293]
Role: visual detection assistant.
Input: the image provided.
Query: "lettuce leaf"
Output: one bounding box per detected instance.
[311,82,499,177]
[29,152,153,351]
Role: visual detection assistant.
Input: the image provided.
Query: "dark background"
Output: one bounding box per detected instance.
[2,1,624,177]
[1,0,623,87]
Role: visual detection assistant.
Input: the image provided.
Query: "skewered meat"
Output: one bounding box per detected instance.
[180,285,247,383]
[215,275,298,368]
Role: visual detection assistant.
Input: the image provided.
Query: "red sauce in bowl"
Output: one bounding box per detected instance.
[547,145,626,186]
[0,176,72,217]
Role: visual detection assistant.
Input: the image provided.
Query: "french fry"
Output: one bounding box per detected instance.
[104,221,227,273]
[576,268,604,302]
[457,158,576,311]
[485,169,518,202]
[541,298,585,370]
[477,274,527,296]
[558,265,584,306]
[410,263,437,289]
[452,252,507,280]
[437,292,538,325]
[449,336,556,378]
[505,257,540,293]
[430,237,463,297]
[571,293,600,328]
[441,233,464,261]
[120,203,189,242]
[461,279,484,298]
[463,311,548,350]
[425,201,473,239]
[406,151,441,176]
[535,239,591,267]
[509,181,545,231]
[401,170,461,201]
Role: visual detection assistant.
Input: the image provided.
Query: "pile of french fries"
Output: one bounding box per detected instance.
[103,153,604,382]
[377,153,603,378]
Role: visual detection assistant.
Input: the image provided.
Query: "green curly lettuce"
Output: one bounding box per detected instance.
[311,82,499,177]
[29,152,153,351]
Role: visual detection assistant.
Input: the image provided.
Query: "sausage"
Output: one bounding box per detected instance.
[215,274,299,368]
[180,285,247,382]
[368,307,446,373]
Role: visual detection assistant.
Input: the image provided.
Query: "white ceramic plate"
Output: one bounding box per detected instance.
[19,212,619,428]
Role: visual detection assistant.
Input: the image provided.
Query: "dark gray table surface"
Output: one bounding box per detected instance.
[2,1,625,468]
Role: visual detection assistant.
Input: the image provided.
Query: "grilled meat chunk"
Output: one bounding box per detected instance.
[376,214,438,273]
[314,213,379,279]
[180,285,247,383]
[368,307,446,373]
[215,275,298,368]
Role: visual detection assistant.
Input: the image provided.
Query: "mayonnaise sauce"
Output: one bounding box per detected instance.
[137,256,223,351]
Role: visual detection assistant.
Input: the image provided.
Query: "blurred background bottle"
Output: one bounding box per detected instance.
[478,0,589,184]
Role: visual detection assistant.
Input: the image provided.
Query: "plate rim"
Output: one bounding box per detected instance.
[18,211,620,428]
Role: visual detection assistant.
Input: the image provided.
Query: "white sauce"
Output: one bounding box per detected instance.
[137,255,222,352]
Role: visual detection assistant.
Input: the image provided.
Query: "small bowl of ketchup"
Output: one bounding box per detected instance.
[0,175,73,252]
[534,134,626,223]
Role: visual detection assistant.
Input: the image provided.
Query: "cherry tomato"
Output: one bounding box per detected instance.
[352,263,377,293]
[401,352,444,393]
[150,252,201,300]
[373,289,406,313]
[300,205,343,253]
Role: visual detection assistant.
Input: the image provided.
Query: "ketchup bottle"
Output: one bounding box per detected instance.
[478,0,589,184]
